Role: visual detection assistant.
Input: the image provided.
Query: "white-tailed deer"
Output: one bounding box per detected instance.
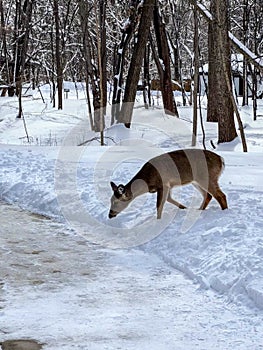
[109,149,227,219]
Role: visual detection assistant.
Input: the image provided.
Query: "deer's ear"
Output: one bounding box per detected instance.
[117,185,125,195]
[110,181,118,192]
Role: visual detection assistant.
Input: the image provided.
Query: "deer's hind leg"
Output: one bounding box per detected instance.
[195,181,228,210]
[209,182,228,210]
[193,184,212,210]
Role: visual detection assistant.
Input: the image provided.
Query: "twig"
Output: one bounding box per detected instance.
[78,136,116,146]
[21,110,30,143]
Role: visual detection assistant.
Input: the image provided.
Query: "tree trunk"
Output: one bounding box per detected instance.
[96,0,106,143]
[50,27,56,108]
[120,0,155,128]
[0,0,10,84]
[54,0,63,110]
[143,43,151,109]
[242,0,249,106]
[78,0,101,131]
[14,0,33,118]
[153,2,178,117]
[111,1,138,123]
[207,0,237,143]
[207,11,218,123]
[192,3,199,147]
[99,0,107,112]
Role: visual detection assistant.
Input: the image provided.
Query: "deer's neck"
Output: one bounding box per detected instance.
[126,176,149,199]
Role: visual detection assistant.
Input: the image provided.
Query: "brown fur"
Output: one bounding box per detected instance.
[109,149,227,219]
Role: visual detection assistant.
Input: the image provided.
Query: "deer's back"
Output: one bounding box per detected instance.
[133,149,224,189]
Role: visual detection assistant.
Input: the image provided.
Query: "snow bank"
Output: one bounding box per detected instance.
[0,143,263,310]
[1,87,263,311]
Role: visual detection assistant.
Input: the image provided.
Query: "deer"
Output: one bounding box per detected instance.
[109,149,228,219]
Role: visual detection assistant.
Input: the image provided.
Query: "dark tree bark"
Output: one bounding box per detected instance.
[53,0,63,110]
[0,0,10,84]
[153,2,178,117]
[120,0,155,127]
[95,0,107,141]
[79,0,100,130]
[111,1,138,123]
[78,0,107,133]
[207,0,237,143]
[50,25,56,108]
[242,0,249,106]
[192,2,199,147]
[99,0,107,112]
[143,43,151,109]
[14,0,34,118]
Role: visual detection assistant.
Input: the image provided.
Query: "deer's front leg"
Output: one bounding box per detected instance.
[156,186,169,219]
[167,190,187,209]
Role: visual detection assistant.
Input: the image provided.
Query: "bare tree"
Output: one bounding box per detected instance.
[53,0,63,109]
[78,0,100,130]
[111,1,138,123]
[95,0,107,142]
[192,1,199,147]
[207,0,237,144]
[14,0,34,118]
[0,0,11,86]
[120,0,155,128]
[78,0,107,133]
[152,1,178,116]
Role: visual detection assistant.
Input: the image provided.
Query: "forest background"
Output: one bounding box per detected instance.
[0,0,263,148]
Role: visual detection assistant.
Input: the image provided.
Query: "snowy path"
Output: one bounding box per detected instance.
[1,203,263,350]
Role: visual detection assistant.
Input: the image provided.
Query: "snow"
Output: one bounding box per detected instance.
[2,204,263,350]
[229,32,263,69]
[196,2,213,21]
[1,84,263,348]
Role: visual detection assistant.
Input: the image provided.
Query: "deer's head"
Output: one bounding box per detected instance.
[108,181,133,218]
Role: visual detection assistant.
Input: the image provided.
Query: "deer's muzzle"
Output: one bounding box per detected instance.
[108,210,118,219]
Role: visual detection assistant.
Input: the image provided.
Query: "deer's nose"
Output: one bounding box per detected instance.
[108,210,117,219]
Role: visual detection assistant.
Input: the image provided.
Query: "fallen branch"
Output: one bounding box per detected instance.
[78,136,116,146]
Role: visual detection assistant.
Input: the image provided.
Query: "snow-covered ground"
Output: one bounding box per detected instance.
[0,84,263,348]
[1,202,263,350]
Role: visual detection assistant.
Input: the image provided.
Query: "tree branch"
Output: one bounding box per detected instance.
[188,0,263,72]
